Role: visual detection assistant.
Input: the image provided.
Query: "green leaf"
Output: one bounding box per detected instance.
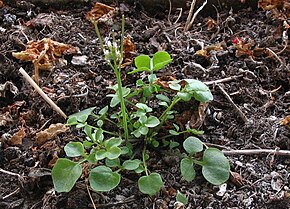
[145,116,160,127]
[138,173,164,196]
[135,55,151,70]
[98,106,108,115]
[184,79,213,102]
[89,166,121,192]
[176,191,188,205]
[94,128,104,143]
[97,120,103,127]
[95,149,107,160]
[106,146,121,159]
[152,140,159,147]
[105,137,122,149]
[68,107,96,124]
[202,148,230,185]
[153,51,172,71]
[186,128,204,135]
[173,123,180,131]
[84,125,93,141]
[169,141,179,149]
[110,94,120,107]
[156,94,170,103]
[136,79,144,86]
[134,164,145,173]
[129,55,151,74]
[64,142,85,157]
[177,92,191,101]
[122,159,141,170]
[105,158,120,168]
[148,74,157,83]
[136,103,152,113]
[66,117,78,126]
[168,81,181,91]
[139,126,149,135]
[52,158,82,192]
[86,153,97,164]
[180,158,196,182]
[183,137,203,154]
[169,130,179,136]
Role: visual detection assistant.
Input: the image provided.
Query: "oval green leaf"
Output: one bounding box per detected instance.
[138,173,164,196]
[64,142,85,157]
[180,158,196,182]
[106,146,121,160]
[145,116,160,128]
[202,148,230,185]
[89,166,121,192]
[52,158,82,192]
[176,191,188,205]
[122,159,141,170]
[184,79,213,102]
[105,137,122,149]
[183,137,203,154]
[153,51,172,71]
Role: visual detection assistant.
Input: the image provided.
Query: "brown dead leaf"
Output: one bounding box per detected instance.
[48,154,58,168]
[122,37,136,67]
[258,0,284,11]
[9,127,26,146]
[13,38,79,70]
[35,123,69,145]
[230,171,246,187]
[195,42,224,58]
[13,38,79,83]
[189,102,208,129]
[86,2,116,24]
[280,115,290,126]
[232,37,254,57]
[205,18,217,31]
[154,76,177,90]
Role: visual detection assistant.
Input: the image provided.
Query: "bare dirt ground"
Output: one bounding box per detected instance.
[0,0,289,208]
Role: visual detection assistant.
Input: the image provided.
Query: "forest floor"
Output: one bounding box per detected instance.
[0,0,289,208]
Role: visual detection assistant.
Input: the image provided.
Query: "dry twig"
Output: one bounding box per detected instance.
[223,149,290,157]
[217,84,248,123]
[19,67,67,119]
[184,0,208,31]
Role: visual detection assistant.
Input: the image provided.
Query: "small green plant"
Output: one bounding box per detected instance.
[51,16,230,196]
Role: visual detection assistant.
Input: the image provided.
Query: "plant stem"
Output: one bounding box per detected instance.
[159,97,181,127]
[142,142,149,176]
[115,71,129,140]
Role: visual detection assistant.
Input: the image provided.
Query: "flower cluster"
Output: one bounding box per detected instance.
[103,37,122,65]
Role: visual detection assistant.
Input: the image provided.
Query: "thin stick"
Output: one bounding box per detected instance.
[184,0,196,31]
[217,84,248,123]
[204,75,243,85]
[222,149,290,157]
[19,68,67,119]
[86,180,97,209]
[3,188,20,200]
[188,0,208,30]
[0,168,22,179]
[266,47,284,66]
[167,0,172,25]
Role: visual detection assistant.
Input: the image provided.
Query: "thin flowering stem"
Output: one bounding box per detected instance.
[93,21,105,52]
[93,17,129,141]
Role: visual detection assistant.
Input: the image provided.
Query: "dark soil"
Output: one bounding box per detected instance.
[0,1,289,208]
